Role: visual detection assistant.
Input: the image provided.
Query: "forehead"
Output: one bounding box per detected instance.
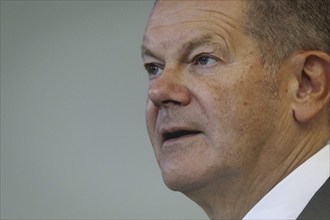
[143,0,246,56]
[148,0,244,25]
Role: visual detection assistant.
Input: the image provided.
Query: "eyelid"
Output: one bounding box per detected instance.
[144,62,164,70]
[144,62,164,79]
[193,53,220,64]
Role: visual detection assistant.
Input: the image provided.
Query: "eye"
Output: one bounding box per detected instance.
[194,54,218,66]
[144,63,163,78]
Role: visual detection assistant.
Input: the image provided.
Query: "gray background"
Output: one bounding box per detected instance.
[0,1,208,219]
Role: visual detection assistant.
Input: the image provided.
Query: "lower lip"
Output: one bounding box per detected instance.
[162,132,202,147]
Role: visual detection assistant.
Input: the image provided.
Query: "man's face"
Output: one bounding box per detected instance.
[142,1,288,192]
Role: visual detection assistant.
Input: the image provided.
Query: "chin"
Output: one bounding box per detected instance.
[163,175,203,192]
[160,164,213,192]
[156,142,223,192]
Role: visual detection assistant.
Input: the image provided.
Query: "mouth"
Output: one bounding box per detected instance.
[163,130,202,143]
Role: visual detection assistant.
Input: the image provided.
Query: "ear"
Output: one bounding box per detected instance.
[291,51,330,123]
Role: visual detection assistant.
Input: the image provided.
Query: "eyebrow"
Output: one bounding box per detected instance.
[182,34,215,52]
[141,33,228,60]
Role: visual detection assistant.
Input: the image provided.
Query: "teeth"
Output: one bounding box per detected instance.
[164,130,200,141]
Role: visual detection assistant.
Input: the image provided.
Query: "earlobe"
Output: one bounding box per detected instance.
[292,52,330,123]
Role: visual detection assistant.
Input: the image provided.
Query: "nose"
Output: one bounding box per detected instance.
[148,68,191,108]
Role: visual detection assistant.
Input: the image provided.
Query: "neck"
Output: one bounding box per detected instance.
[183,128,329,220]
[184,172,265,219]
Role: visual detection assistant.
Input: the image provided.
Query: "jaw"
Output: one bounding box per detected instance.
[181,170,257,220]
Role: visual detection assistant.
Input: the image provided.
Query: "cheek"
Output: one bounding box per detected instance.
[145,100,161,156]
[145,99,157,132]
[200,71,276,156]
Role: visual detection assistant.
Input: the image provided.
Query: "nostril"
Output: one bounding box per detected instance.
[161,99,182,106]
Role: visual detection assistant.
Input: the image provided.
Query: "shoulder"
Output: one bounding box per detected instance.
[297,177,329,220]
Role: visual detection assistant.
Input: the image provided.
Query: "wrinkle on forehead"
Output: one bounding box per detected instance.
[144,1,245,54]
[197,9,238,30]
[148,8,239,29]
[148,0,244,27]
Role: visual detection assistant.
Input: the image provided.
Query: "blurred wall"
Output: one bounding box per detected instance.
[0,1,207,219]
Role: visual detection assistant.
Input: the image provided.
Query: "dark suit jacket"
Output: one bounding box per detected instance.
[297,177,329,220]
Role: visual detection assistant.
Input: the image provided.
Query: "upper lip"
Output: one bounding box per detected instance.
[160,126,202,143]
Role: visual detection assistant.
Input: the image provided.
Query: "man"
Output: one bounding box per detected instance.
[141,0,329,219]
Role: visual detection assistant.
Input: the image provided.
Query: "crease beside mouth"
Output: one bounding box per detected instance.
[164,130,201,141]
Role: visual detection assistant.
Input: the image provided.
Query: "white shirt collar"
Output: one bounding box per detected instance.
[243,142,330,220]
